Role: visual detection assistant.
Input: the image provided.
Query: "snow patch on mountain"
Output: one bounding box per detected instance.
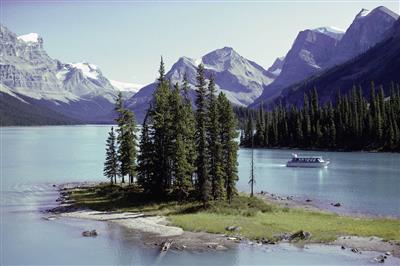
[17,33,40,43]
[110,79,143,93]
[267,56,285,78]
[313,26,345,40]
[70,62,100,80]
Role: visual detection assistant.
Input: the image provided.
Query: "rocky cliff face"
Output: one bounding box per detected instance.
[0,24,138,123]
[331,6,399,66]
[252,6,398,108]
[0,25,75,102]
[277,17,400,108]
[253,27,344,104]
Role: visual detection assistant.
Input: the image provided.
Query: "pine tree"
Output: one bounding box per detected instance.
[137,111,154,192]
[181,74,197,187]
[255,105,265,146]
[170,83,195,199]
[249,122,255,197]
[238,83,400,152]
[243,115,254,146]
[103,127,118,185]
[149,57,173,196]
[118,110,138,184]
[195,64,211,205]
[218,92,239,204]
[115,92,138,184]
[206,75,224,200]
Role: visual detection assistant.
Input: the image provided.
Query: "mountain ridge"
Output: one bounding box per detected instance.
[251,6,398,108]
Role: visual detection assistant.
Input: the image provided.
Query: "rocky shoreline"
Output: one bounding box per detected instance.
[255,190,400,219]
[45,182,400,260]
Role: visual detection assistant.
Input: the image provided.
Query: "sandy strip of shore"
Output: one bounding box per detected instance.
[60,210,183,237]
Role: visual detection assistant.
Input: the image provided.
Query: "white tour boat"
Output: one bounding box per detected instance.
[286,153,329,168]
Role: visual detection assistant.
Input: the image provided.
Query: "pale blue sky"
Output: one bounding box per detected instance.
[1,0,399,84]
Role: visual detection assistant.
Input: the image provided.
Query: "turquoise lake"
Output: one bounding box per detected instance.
[1,125,399,265]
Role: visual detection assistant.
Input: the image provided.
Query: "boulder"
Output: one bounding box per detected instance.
[225,226,241,232]
[374,255,386,263]
[332,203,341,207]
[306,199,312,202]
[289,230,312,241]
[82,230,98,237]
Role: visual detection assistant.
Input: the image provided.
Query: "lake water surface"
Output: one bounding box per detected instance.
[1,125,399,265]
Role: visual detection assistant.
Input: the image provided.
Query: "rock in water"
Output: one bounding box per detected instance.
[332,202,341,207]
[375,255,386,263]
[160,241,172,252]
[350,248,361,254]
[82,230,98,237]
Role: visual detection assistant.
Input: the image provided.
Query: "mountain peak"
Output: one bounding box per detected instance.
[206,46,237,57]
[356,6,399,20]
[202,46,241,71]
[356,8,371,18]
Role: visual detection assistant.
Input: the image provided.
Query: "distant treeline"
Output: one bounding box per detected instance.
[104,59,239,205]
[240,83,400,152]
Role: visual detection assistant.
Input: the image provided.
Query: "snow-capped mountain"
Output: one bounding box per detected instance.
[109,79,143,99]
[126,47,276,121]
[0,25,77,103]
[109,80,142,93]
[0,24,139,124]
[56,62,117,103]
[252,6,398,108]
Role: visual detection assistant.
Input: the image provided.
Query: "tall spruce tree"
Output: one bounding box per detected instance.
[218,92,239,204]
[118,109,138,184]
[195,64,211,204]
[170,83,196,199]
[150,57,173,196]
[206,75,224,200]
[115,92,138,184]
[249,121,255,197]
[137,111,154,192]
[103,127,118,184]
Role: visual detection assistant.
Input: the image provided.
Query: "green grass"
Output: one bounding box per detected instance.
[67,184,400,243]
[169,209,400,242]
